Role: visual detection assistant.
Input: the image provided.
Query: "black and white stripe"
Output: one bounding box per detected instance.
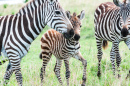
[94,0,130,77]
[0,0,74,85]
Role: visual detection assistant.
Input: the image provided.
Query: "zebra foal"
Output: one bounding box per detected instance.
[94,0,130,78]
[39,11,87,86]
[0,0,74,85]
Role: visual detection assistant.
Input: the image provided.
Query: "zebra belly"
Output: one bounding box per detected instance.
[4,39,31,58]
[95,31,113,42]
[54,47,80,59]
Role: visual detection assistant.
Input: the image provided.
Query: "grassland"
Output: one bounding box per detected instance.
[0,0,130,86]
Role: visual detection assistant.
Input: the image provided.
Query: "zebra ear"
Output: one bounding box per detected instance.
[66,11,71,19]
[78,10,85,20]
[113,0,122,7]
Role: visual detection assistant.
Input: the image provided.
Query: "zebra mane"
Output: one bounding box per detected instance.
[73,12,77,17]
[72,12,79,21]
[17,0,44,15]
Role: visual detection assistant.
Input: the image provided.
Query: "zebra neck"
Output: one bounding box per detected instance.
[18,0,46,27]
[67,38,79,45]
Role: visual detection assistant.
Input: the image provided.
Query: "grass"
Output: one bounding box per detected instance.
[0,0,130,86]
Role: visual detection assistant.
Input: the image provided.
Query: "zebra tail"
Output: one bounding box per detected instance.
[102,40,108,50]
[39,52,42,59]
[0,58,8,65]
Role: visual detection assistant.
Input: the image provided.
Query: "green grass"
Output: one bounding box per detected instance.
[0,0,130,86]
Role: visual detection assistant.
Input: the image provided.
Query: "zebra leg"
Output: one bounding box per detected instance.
[64,59,70,86]
[54,59,63,85]
[14,63,22,86]
[110,43,116,76]
[40,52,52,85]
[126,70,130,79]
[3,62,14,85]
[4,56,22,86]
[74,52,87,86]
[114,42,121,78]
[96,39,103,77]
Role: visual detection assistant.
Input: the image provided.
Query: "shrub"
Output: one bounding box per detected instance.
[24,0,29,3]
[3,4,8,9]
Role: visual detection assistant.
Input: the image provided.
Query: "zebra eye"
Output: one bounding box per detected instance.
[80,25,82,27]
[59,30,62,33]
[55,11,61,15]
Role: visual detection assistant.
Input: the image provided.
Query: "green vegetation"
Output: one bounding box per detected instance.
[24,0,29,3]
[0,0,130,86]
[3,4,8,9]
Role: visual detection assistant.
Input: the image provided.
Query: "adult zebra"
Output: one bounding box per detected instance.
[0,0,74,85]
[94,0,130,78]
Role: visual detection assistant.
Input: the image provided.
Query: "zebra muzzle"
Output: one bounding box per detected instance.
[74,34,80,41]
[63,29,74,39]
[121,28,129,37]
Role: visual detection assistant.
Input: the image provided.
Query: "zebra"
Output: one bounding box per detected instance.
[39,10,87,86]
[94,0,130,78]
[0,0,74,85]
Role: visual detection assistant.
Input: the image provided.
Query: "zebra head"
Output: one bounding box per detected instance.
[66,10,85,41]
[46,0,74,39]
[113,0,130,37]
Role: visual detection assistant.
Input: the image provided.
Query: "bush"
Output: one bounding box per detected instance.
[24,0,29,3]
[3,4,8,9]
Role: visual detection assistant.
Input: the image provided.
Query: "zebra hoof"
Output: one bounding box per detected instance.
[81,83,85,86]
[82,76,86,82]
[126,75,130,80]
[126,71,130,80]
[97,72,101,78]
[3,79,9,85]
[118,74,121,79]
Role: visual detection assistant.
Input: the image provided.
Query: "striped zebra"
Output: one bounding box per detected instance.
[39,11,87,86]
[94,0,130,78]
[0,0,74,85]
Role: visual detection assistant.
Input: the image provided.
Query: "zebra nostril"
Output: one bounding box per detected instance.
[74,34,80,41]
